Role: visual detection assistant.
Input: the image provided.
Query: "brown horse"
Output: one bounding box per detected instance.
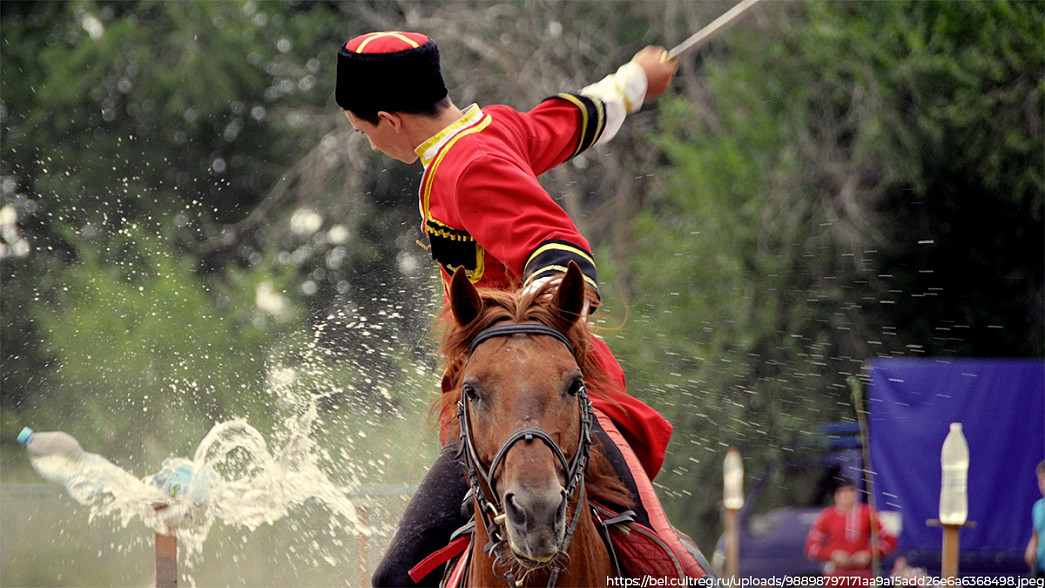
[438,262,631,587]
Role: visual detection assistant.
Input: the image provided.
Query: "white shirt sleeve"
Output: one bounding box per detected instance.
[579,61,649,146]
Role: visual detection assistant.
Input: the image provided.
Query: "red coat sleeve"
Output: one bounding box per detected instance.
[805,510,831,562]
[453,154,599,293]
[516,97,597,174]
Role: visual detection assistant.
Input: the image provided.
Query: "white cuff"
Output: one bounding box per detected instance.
[580,61,649,146]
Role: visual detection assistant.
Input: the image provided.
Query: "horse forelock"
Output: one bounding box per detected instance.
[437,282,596,409]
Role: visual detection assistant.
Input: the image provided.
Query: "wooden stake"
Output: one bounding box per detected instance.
[941,524,959,579]
[849,375,882,578]
[155,532,177,588]
[725,507,740,579]
[927,519,974,578]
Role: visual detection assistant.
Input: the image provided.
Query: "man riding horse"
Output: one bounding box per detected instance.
[334,30,705,585]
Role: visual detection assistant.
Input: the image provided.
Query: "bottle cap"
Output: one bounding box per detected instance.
[17,427,34,446]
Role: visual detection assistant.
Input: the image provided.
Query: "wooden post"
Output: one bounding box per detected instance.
[155,532,177,588]
[725,507,740,579]
[940,524,959,579]
[927,519,974,579]
[849,375,882,578]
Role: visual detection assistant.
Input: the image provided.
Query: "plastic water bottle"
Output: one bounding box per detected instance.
[144,456,219,530]
[938,422,969,525]
[147,457,216,505]
[723,447,745,510]
[149,458,195,499]
[17,427,129,503]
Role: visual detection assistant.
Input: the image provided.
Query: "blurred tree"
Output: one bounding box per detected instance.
[603,0,1043,547]
[1,0,348,418]
[13,222,309,457]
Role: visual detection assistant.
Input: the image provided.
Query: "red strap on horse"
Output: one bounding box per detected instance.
[442,542,471,588]
[594,409,708,579]
[407,535,470,583]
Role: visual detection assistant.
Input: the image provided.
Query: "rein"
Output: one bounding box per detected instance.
[456,322,594,588]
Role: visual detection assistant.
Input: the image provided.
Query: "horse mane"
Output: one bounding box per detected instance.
[435,280,633,509]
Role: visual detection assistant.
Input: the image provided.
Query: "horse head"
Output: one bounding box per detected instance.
[447,261,597,580]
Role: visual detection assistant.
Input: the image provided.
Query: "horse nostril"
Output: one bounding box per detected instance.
[504,492,527,530]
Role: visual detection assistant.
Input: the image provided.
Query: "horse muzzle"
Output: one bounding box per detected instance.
[501,481,568,565]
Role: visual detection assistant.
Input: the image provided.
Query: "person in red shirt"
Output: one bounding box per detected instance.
[334,31,695,585]
[805,477,897,580]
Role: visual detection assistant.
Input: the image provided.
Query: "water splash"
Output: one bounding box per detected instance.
[26,356,381,584]
[52,413,368,559]
[185,417,365,551]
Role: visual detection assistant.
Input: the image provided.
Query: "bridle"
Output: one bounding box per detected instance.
[456,322,594,587]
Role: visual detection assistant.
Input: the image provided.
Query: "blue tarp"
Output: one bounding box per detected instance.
[868,358,1045,556]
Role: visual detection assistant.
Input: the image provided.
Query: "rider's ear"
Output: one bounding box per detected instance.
[449,266,483,326]
[553,261,586,325]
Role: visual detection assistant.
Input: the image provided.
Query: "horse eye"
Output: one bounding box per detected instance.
[567,377,584,397]
[462,382,480,402]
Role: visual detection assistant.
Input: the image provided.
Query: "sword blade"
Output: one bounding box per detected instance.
[667,0,767,61]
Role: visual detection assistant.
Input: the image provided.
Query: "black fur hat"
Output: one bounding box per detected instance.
[336,31,448,114]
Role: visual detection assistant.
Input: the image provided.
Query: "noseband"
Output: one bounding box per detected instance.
[456,322,594,587]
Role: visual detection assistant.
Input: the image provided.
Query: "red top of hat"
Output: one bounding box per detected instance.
[344,31,431,54]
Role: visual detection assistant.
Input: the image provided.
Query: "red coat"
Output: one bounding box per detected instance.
[804,504,897,577]
[420,98,672,480]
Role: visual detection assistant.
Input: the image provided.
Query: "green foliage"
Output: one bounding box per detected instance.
[12,219,308,462]
[601,0,1043,548]
[2,0,341,224]
[1,0,343,429]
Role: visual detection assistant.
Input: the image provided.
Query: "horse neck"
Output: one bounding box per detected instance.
[466,492,611,588]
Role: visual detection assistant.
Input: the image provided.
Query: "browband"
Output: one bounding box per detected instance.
[467,323,574,357]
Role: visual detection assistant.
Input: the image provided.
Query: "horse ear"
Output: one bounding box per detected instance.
[449,266,483,326]
[553,261,586,325]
